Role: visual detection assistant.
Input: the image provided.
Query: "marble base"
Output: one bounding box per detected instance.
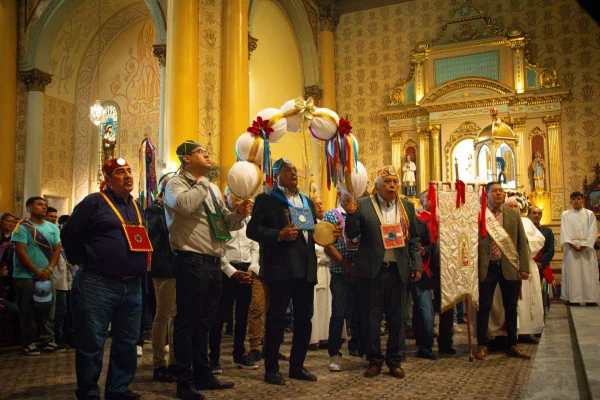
[570,306,600,399]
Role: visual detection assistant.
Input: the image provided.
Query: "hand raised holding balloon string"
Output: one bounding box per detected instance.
[237,199,253,217]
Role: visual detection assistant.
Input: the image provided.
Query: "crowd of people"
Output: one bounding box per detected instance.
[0,140,599,400]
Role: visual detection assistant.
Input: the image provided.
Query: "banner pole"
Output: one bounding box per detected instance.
[465,297,474,362]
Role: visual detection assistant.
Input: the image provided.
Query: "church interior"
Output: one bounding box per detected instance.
[1,0,599,399]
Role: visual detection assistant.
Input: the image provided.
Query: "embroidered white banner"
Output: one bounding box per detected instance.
[438,185,480,312]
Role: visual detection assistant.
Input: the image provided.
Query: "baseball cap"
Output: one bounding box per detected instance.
[176,140,204,163]
[33,281,53,305]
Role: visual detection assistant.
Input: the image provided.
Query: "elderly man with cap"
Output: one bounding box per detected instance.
[247,158,342,385]
[164,141,253,400]
[62,158,150,400]
[342,165,422,379]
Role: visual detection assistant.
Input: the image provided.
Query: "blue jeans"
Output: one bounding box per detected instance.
[54,290,68,344]
[328,273,364,356]
[407,281,434,352]
[72,269,141,399]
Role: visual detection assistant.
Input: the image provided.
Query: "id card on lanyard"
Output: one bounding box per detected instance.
[270,190,316,231]
[203,186,232,240]
[369,195,406,249]
[99,192,153,252]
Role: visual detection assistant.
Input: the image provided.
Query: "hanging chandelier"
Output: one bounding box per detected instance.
[89,0,103,125]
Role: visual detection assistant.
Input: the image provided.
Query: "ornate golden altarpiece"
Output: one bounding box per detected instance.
[380,1,570,225]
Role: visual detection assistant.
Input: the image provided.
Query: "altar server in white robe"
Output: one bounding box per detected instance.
[310,197,332,345]
[560,191,599,306]
[488,197,545,338]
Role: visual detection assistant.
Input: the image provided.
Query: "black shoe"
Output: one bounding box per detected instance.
[105,390,141,400]
[247,349,261,363]
[518,335,539,344]
[586,303,598,307]
[289,367,317,381]
[195,375,234,390]
[234,355,258,370]
[456,317,467,324]
[308,343,319,351]
[565,301,581,306]
[265,372,286,385]
[438,347,457,354]
[177,384,205,400]
[417,348,438,360]
[153,366,176,382]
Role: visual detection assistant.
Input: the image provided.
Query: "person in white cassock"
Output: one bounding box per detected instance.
[309,197,332,347]
[560,191,599,306]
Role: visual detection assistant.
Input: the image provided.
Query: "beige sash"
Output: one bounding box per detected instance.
[370,195,405,249]
[485,207,519,271]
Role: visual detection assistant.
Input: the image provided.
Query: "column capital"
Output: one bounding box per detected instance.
[417,127,430,139]
[509,37,527,54]
[304,85,323,106]
[19,69,52,92]
[153,44,166,67]
[428,124,441,136]
[509,117,526,131]
[543,115,561,128]
[390,131,403,143]
[248,34,258,59]
[320,5,339,32]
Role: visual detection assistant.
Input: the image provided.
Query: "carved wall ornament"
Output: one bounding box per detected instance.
[152,44,166,67]
[389,87,405,107]
[304,85,323,106]
[319,4,339,32]
[248,34,258,59]
[540,69,558,89]
[418,77,513,105]
[405,138,418,149]
[528,127,545,140]
[19,69,52,92]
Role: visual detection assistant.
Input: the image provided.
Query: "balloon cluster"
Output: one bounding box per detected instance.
[227,97,367,200]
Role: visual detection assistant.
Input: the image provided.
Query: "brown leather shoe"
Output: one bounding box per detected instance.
[389,366,405,379]
[474,346,488,360]
[363,363,381,378]
[505,345,530,359]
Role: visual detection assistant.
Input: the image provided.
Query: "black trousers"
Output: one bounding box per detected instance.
[264,278,314,374]
[209,264,252,364]
[173,253,222,384]
[431,272,454,350]
[477,263,520,348]
[359,265,406,368]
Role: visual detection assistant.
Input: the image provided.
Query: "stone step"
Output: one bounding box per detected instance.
[570,305,600,399]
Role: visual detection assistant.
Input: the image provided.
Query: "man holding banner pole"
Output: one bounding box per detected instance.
[475,182,530,360]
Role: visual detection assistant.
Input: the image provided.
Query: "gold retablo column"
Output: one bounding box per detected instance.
[220,0,249,190]
[510,118,526,189]
[429,124,441,182]
[418,127,431,193]
[543,115,563,220]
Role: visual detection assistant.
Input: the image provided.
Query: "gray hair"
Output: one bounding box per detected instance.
[374,175,384,191]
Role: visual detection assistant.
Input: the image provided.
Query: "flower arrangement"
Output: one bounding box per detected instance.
[505,190,530,212]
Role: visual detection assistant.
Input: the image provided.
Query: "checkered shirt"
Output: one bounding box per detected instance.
[322,208,358,275]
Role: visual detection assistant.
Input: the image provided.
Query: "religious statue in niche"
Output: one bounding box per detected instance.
[402,154,417,197]
[465,153,474,181]
[102,118,117,163]
[531,151,546,192]
[496,156,506,184]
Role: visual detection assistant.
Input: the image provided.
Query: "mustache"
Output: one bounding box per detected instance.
[124,179,134,184]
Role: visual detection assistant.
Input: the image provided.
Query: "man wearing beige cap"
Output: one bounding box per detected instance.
[164,141,253,400]
[342,165,422,379]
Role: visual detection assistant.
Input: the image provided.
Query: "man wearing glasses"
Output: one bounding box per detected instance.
[164,141,253,400]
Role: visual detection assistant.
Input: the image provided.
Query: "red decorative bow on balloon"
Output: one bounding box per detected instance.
[247,116,273,140]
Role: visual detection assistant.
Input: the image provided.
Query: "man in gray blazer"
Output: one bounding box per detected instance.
[475,181,530,360]
[343,166,422,379]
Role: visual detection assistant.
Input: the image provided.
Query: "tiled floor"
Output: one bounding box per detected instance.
[0,323,542,400]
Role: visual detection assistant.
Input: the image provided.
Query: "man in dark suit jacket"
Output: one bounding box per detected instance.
[343,166,422,379]
[528,206,555,316]
[476,182,530,360]
[247,158,341,385]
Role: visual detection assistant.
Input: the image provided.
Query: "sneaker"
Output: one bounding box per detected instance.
[233,355,258,370]
[211,364,223,375]
[328,354,342,372]
[247,349,261,364]
[23,343,40,356]
[453,323,463,333]
[137,345,143,357]
[42,341,66,353]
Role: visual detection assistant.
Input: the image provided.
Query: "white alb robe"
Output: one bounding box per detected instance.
[310,243,332,344]
[560,208,599,303]
[488,217,545,336]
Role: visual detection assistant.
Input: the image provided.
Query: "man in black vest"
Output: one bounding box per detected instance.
[343,166,422,379]
[247,158,341,385]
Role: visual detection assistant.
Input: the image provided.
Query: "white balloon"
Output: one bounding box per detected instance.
[310,108,339,141]
[280,99,302,133]
[338,161,368,198]
[235,132,264,164]
[227,161,262,199]
[255,108,287,143]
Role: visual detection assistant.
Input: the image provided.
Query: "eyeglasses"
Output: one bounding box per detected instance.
[190,148,210,157]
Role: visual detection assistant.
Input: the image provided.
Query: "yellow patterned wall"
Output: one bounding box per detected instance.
[42,96,75,199]
[335,0,600,205]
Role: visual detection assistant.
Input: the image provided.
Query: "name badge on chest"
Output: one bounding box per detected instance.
[290,207,316,231]
[380,223,405,249]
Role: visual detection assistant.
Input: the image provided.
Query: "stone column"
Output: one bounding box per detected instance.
[153,44,167,172]
[429,124,441,182]
[19,69,52,214]
[418,127,431,193]
[166,0,199,165]
[220,0,249,189]
[0,0,18,213]
[319,4,339,209]
[510,117,526,189]
[390,131,403,172]
[543,115,563,220]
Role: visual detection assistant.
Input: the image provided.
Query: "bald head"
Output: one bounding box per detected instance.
[505,196,520,211]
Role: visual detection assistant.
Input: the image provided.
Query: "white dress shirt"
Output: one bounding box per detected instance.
[220,217,260,277]
[376,194,398,263]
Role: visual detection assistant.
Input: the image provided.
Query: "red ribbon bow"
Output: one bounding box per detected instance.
[338,118,352,136]
[247,116,273,139]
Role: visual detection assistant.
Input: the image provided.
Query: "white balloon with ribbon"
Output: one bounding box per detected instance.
[309,108,339,141]
[227,161,263,200]
[235,132,264,164]
[338,161,368,197]
[280,99,303,133]
[253,108,287,143]
[324,117,359,191]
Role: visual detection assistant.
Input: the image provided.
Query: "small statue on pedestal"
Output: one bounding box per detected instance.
[531,151,545,191]
[402,154,417,197]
